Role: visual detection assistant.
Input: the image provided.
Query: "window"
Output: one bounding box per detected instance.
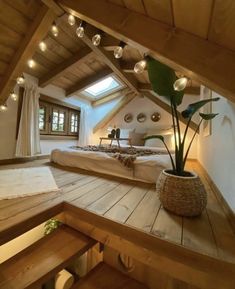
[82,76,124,100]
[39,100,80,137]
[70,112,79,133]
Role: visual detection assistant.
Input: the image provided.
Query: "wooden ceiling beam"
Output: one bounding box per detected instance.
[93,92,135,133]
[139,83,200,95]
[120,61,137,73]
[39,47,93,87]
[143,91,198,132]
[0,4,56,104]
[74,25,140,96]
[92,87,130,107]
[58,0,235,103]
[66,67,113,96]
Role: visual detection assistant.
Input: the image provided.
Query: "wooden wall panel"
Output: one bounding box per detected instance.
[143,0,173,25]
[208,0,235,51]
[172,0,214,38]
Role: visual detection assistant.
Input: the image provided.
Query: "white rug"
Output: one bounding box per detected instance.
[0,167,59,200]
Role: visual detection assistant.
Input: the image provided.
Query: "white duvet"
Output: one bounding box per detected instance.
[51,146,172,183]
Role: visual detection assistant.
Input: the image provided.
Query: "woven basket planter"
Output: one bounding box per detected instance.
[157,170,207,217]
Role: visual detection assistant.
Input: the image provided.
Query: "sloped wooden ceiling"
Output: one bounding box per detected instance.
[56,0,235,103]
[0,0,201,106]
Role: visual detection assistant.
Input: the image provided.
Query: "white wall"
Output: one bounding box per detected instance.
[40,139,77,155]
[198,90,235,213]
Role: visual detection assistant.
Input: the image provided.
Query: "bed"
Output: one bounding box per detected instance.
[50,145,172,183]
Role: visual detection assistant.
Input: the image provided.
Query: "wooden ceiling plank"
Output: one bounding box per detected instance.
[0,4,56,104]
[66,67,113,96]
[0,1,31,35]
[93,92,135,133]
[39,46,92,87]
[122,0,147,15]
[138,83,200,96]
[92,87,130,106]
[172,0,213,39]
[208,0,235,51]
[143,91,198,132]
[58,0,235,103]
[142,0,173,25]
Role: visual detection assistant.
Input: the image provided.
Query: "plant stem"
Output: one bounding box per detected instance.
[183,118,203,169]
[163,140,175,171]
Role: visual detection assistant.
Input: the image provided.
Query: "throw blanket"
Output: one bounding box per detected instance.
[71,145,167,169]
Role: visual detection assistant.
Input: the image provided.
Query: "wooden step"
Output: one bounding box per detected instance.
[0,225,96,289]
[72,262,148,289]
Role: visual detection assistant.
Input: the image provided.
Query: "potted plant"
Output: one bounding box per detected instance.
[145,57,219,217]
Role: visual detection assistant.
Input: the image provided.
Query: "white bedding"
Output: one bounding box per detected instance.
[50,146,172,183]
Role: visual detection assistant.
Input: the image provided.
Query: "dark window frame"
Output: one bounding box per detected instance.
[39,100,80,137]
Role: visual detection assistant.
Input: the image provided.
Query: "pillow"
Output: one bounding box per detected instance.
[145,134,172,149]
[129,131,145,146]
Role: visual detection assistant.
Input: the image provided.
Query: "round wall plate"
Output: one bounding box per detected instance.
[137,113,146,123]
[151,112,161,122]
[124,113,133,123]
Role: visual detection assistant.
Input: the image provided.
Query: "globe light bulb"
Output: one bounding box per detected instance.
[173,77,188,91]
[76,26,84,38]
[68,14,75,26]
[0,104,7,112]
[27,59,35,68]
[114,46,123,59]
[16,76,25,85]
[51,23,59,37]
[10,92,18,101]
[134,59,147,74]
[92,34,101,46]
[39,41,47,52]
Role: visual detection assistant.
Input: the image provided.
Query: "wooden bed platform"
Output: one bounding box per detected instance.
[0,160,235,289]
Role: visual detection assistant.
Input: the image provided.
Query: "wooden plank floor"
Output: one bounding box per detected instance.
[0,159,235,266]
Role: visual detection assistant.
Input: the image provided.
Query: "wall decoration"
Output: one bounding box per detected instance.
[124,113,133,123]
[202,87,212,137]
[151,112,161,122]
[137,113,146,123]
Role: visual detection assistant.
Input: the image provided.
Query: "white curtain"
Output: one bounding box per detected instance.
[16,82,41,157]
[78,104,92,147]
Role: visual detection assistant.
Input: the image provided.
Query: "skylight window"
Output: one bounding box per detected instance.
[82,76,124,99]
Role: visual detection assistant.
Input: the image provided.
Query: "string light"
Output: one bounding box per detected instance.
[39,41,47,52]
[27,59,36,68]
[0,104,7,112]
[114,41,126,59]
[68,14,75,26]
[134,59,147,74]
[10,92,18,101]
[76,21,86,38]
[92,33,101,46]
[16,76,25,85]
[173,77,188,91]
[51,22,59,37]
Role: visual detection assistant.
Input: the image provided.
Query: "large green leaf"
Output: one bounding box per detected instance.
[181,97,220,119]
[147,56,184,106]
[199,113,218,120]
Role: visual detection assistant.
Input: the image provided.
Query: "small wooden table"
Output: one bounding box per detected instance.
[99,137,132,148]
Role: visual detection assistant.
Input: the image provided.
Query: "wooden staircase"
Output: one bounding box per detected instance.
[71,262,148,289]
[0,225,96,289]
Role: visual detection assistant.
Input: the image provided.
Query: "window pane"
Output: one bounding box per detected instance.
[52,123,58,131]
[39,106,45,131]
